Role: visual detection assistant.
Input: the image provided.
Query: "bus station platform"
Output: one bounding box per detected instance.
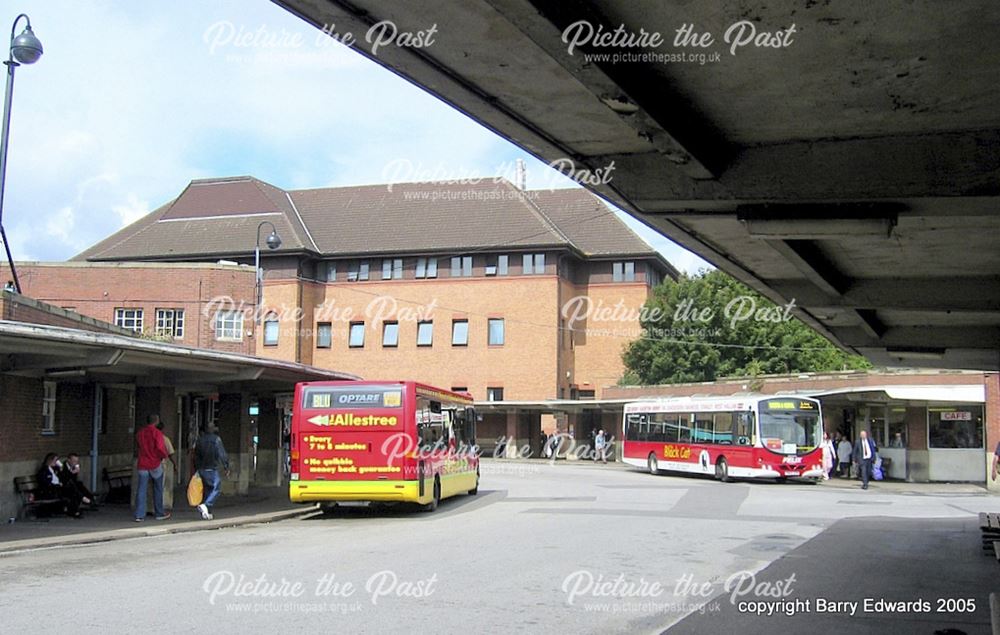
[0,486,315,555]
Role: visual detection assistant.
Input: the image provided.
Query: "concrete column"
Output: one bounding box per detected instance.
[217,393,252,496]
[504,410,519,458]
[255,398,282,487]
[986,374,1000,492]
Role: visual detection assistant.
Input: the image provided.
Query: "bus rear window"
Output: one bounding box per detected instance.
[302,386,403,409]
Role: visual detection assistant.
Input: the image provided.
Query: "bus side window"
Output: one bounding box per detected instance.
[736,412,753,445]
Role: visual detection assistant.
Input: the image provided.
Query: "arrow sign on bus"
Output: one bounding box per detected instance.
[308,414,331,426]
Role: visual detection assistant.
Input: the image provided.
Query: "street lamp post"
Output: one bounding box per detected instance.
[0,14,43,294]
[255,221,282,325]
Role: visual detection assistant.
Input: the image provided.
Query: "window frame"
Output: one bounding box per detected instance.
[214,310,244,341]
[451,319,469,346]
[488,318,505,346]
[114,308,144,333]
[382,321,400,347]
[154,308,184,339]
[487,387,504,402]
[416,257,438,279]
[316,322,333,349]
[348,322,366,348]
[41,380,57,435]
[262,315,280,347]
[416,321,434,347]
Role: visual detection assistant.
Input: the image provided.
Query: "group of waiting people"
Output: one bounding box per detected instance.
[820,430,880,489]
[35,413,230,521]
[35,452,97,518]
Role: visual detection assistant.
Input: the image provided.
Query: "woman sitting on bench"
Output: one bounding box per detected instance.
[36,453,82,518]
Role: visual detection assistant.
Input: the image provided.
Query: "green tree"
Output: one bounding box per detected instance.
[622,269,869,384]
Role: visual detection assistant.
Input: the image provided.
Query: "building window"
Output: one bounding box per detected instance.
[325,262,337,282]
[263,315,279,346]
[486,254,509,276]
[349,322,365,348]
[417,321,433,346]
[42,381,57,434]
[613,261,636,282]
[578,389,596,400]
[416,257,438,279]
[451,256,472,277]
[647,264,660,287]
[452,320,469,346]
[316,322,332,348]
[382,258,403,280]
[488,318,505,346]
[155,309,184,339]
[114,308,144,333]
[522,253,545,274]
[928,405,984,449]
[487,387,504,401]
[215,310,244,340]
[382,321,399,347]
[348,261,369,281]
[451,386,468,394]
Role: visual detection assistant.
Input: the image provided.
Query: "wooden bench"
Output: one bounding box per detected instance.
[13,475,62,520]
[103,465,132,504]
[980,512,1000,554]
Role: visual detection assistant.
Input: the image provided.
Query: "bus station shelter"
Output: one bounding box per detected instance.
[0,309,358,519]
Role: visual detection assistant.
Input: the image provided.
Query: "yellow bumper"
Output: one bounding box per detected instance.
[289,471,477,504]
[290,479,422,503]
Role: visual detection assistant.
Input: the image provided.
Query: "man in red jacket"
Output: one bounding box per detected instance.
[135,414,171,521]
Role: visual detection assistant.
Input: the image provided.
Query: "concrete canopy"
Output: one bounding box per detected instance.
[275,0,1000,370]
[0,321,360,393]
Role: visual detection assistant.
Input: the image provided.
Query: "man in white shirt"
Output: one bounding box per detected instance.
[853,430,877,490]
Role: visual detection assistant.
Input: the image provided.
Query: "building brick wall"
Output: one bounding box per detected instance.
[1,262,256,354]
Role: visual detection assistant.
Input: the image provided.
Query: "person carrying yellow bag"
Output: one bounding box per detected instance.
[187,472,203,507]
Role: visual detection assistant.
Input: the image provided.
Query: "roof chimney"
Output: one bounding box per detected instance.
[515,159,526,190]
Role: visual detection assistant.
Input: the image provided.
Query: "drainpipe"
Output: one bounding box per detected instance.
[90,385,102,493]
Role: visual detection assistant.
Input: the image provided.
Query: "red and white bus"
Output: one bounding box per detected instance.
[621,395,825,482]
[289,381,479,511]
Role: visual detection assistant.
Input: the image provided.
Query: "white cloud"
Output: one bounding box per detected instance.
[112,193,150,227]
[2,0,704,274]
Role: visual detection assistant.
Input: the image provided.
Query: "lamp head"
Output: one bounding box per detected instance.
[11,24,43,64]
[265,231,282,250]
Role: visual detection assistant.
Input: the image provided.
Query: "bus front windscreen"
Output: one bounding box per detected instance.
[758,399,821,455]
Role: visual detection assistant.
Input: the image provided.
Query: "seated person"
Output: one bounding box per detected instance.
[36,453,81,518]
[60,452,97,508]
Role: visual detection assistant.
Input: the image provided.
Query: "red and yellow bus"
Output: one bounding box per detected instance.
[289,381,479,511]
[622,395,825,482]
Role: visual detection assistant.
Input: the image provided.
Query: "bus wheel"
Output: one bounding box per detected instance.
[647,453,660,475]
[715,457,730,483]
[319,502,338,515]
[469,470,479,496]
[423,477,441,512]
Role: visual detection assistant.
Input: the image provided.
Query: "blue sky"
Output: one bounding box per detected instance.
[4,1,708,272]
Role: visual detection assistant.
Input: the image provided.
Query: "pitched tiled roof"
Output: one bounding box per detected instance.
[74,176,666,264]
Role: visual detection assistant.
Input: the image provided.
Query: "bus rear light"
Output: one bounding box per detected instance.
[290,473,299,481]
[291,450,299,460]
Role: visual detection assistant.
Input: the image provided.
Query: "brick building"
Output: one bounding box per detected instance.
[0,290,357,519]
[0,262,256,355]
[59,176,677,402]
[604,369,1000,485]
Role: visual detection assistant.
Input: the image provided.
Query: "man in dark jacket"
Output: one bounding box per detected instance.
[61,452,96,508]
[194,424,230,520]
[853,430,878,490]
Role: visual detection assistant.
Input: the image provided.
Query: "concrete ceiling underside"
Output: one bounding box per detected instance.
[275,0,1000,370]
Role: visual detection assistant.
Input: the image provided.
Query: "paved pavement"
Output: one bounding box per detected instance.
[1,461,997,634]
[0,487,314,554]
